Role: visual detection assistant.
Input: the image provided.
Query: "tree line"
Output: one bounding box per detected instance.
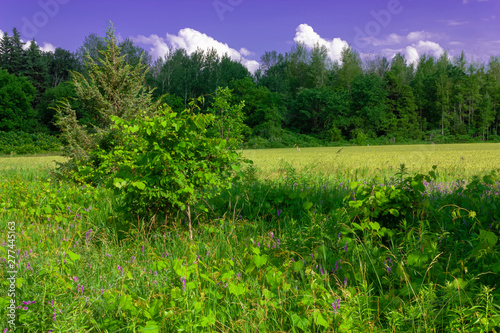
[1,27,499,146]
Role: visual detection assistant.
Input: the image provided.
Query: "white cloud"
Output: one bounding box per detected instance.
[239,47,253,57]
[360,30,446,48]
[440,19,469,26]
[463,0,489,3]
[40,42,56,53]
[293,23,349,62]
[132,34,171,59]
[407,31,447,42]
[360,33,403,46]
[132,28,259,73]
[405,40,446,64]
[0,29,4,38]
[23,40,56,53]
[405,46,420,65]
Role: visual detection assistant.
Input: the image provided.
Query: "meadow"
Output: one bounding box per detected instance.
[0,144,499,332]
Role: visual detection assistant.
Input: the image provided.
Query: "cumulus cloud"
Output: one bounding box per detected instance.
[22,40,56,53]
[405,40,446,64]
[0,29,4,38]
[132,28,259,73]
[40,42,56,53]
[293,24,349,62]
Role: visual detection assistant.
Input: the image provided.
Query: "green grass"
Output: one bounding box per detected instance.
[242,143,500,181]
[0,154,66,171]
[0,149,499,332]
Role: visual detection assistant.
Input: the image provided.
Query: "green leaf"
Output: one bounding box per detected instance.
[131,181,146,190]
[228,283,246,296]
[66,250,81,262]
[388,208,399,217]
[140,321,159,333]
[293,260,304,272]
[303,201,313,210]
[253,254,268,268]
[291,313,310,330]
[312,310,329,328]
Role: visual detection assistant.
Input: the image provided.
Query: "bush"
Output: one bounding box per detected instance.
[0,131,62,155]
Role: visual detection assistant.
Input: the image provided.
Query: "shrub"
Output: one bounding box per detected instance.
[82,101,248,239]
[0,131,61,155]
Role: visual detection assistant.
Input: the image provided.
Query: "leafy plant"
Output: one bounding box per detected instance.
[345,165,438,237]
[88,100,248,239]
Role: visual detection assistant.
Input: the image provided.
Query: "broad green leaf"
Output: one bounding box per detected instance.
[66,250,81,262]
[293,260,304,272]
[303,201,313,210]
[140,321,159,333]
[228,283,246,296]
[312,310,329,328]
[131,181,146,190]
[253,254,268,268]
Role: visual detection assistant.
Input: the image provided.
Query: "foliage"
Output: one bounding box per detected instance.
[55,24,158,170]
[1,159,499,332]
[81,100,248,239]
[0,69,39,132]
[0,131,61,155]
[206,86,248,148]
[345,165,437,239]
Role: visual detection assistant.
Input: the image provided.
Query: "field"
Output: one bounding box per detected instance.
[0,144,499,332]
[243,143,500,181]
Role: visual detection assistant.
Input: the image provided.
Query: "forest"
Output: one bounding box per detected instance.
[1,26,500,150]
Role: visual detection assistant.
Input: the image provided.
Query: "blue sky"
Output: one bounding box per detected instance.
[1,0,499,72]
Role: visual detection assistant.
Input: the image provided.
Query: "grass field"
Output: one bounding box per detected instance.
[1,143,498,181]
[0,154,66,171]
[0,144,499,332]
[244,143,500,181]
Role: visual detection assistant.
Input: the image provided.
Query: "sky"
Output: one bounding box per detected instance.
[1,0,499,72]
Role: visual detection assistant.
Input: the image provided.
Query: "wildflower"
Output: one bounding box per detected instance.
[269,231,274,239]
[344,242,348,252]
[344,277,348,288]
[73,276,79,283]
[180,277,186,291]
[118,266,123,276]
[338,232,341,240]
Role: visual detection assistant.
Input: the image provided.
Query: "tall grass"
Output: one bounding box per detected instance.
[0,152,499,332]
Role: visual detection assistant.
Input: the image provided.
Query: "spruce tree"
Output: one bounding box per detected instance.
[55,24,158,174]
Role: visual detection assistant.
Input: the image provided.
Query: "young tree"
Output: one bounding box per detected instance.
[55,24,158,169]
[89,98,247,239]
